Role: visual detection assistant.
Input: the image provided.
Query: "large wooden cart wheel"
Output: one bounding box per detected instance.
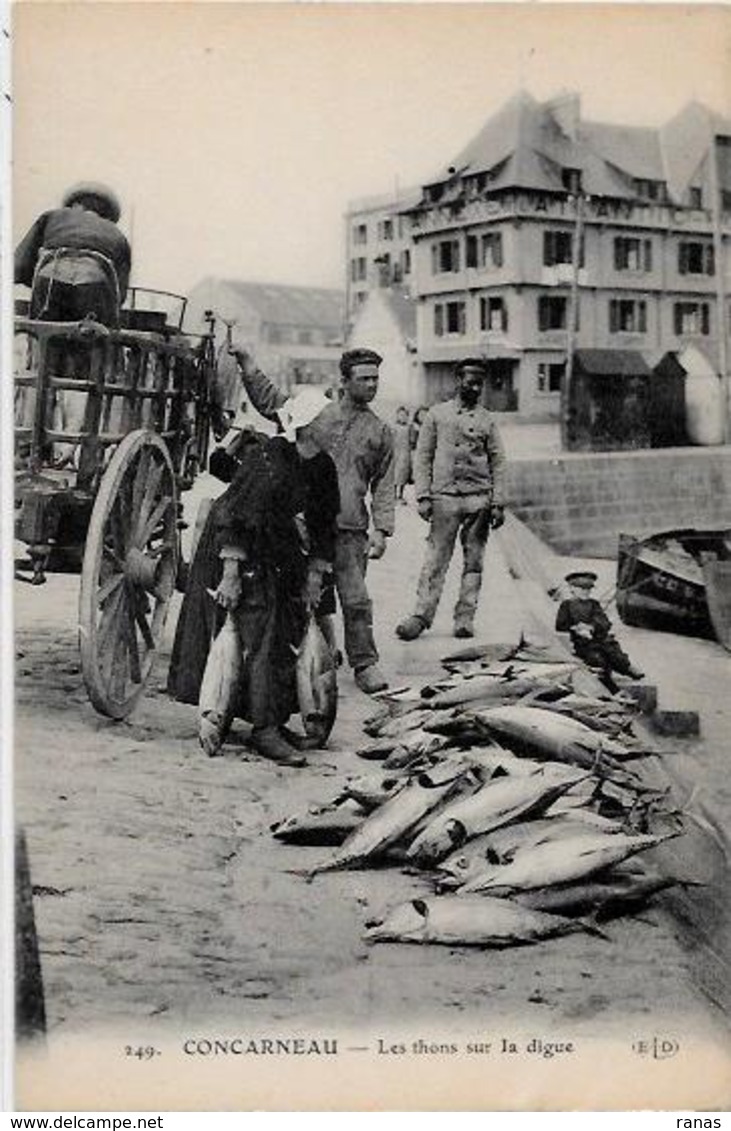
[79,430,179,718]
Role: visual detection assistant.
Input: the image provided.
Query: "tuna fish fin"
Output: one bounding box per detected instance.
[579,915,610,941]
[288,865,324,882]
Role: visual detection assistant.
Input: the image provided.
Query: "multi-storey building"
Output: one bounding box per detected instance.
[344,187,421,327]
[354,92,731,418]
[186,277,345,407]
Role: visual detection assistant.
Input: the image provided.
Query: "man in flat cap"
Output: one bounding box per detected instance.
[556,570,644,690]
[15,181,131,326]
[229,344,394,695]
[396,357,506,641]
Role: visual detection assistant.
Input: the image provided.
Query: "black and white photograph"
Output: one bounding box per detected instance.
[7,1,731,1111]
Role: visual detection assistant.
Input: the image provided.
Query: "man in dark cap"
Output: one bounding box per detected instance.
[556,571,644,690]
[396,357,506,641]
[15,181,131,326]
[229,343,394,695]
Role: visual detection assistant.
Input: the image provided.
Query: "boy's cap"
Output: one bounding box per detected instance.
[565,571,598,589]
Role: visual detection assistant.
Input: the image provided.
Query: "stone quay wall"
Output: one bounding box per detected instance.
[504,446,731,557]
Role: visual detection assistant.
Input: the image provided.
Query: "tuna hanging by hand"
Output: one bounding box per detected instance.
[296,616,338,746]
[363,894,598,947]
[198,612,242,757]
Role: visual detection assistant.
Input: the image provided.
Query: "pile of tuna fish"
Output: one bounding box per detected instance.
[271,639,683,949]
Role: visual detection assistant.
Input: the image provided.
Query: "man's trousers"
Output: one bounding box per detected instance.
[413,494,492,632]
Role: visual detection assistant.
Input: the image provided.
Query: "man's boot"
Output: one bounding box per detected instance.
[250,725,307,767]
[396,614,427,641]
[454,569,482,641]
[354,664,389,694]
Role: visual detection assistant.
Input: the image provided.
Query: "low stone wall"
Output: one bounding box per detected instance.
[505,446,731,557]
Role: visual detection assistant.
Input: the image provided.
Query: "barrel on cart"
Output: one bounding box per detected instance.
[14,288,218,718]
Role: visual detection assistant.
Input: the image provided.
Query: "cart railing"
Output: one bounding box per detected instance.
[125,287,188,331]
[14,316,213,493]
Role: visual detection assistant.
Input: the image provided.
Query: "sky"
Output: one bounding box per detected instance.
[12,2,731,305]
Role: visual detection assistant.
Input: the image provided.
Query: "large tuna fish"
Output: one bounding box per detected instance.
[427,675,568,711]
[440,638,569,669]
[443,747,546,778]
[407,767,589,866]
[437,813,623,887]
[357,728,449,763]
[466,705,639,776]
[198,613,242,757]
[513,873,676,919]
[308,766,482,876]
[296,617,337,746]
[460,831,673,894]
[363,895,598,947]
[366,708,435,740]
[271,801,366,845]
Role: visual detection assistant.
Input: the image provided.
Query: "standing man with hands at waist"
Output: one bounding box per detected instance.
[396,357,506,641]
[229,344,395,695]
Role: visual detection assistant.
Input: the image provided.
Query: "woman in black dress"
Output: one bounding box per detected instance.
[168,389,339,766]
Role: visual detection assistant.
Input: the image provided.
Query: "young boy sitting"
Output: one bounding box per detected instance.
[556,571,644,692]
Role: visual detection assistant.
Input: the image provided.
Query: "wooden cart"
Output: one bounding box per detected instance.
[14,291,218,718]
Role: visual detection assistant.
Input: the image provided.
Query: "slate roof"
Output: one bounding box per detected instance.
[573,349,653,378]
[217,280,344,330]
[421,91,731,205]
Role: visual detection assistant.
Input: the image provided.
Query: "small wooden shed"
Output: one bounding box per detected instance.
[566,348,653,451]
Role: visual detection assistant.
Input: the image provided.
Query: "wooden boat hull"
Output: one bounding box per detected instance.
[616,528,731,650]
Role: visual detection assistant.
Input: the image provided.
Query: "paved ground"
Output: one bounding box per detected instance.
[13,477,731,1106]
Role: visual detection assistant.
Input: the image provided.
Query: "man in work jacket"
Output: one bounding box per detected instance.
[15,181,131,326]
[396,357,506,641]
[229,345,395,695]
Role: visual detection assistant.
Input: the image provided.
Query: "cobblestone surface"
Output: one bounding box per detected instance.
[14,478,731,1042]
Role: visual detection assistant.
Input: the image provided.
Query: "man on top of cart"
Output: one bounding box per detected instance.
[14,181,131,327]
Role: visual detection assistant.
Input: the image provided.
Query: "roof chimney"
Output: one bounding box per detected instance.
[546,91,581,141]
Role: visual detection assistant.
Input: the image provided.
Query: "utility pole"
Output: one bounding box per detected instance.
[707,117,729,442]
[561,184,585,449]
[343,209,352,346]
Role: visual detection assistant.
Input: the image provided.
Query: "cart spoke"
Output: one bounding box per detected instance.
[131,447,152,517]
[132,590,156,650]
[102,543,125,572]
[117,468,134,545]
[108,496,128,558]
[137,461,165,533]
[109,610,131,701]
[96,572,124,608]
[98,585,128,689]
[126,599,142,685]
[137,496,172,549]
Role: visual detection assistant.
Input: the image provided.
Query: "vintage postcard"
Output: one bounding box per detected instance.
[8,1,731,1111]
